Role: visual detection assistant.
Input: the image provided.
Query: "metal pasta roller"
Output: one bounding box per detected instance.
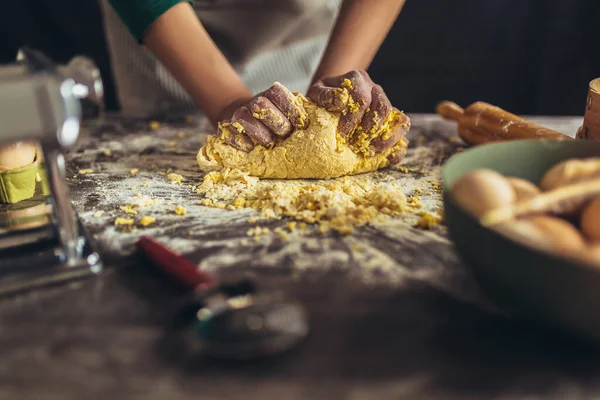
[0,47,104,296]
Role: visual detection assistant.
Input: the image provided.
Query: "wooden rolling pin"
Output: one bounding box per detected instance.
[576,78,600,140]
[437,101,572,146]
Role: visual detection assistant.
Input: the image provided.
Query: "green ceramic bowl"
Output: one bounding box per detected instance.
[443,139,600,342]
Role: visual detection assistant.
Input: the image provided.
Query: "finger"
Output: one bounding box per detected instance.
[358,85,392,136]
[321,70,367,90]
[336,72,372,138]
[357,70,374,85]
[248,96,293,137]
[369,126,405,155]
[231,106,275,147]
[388,108,411,133]
[307,81,349,112]
[218,121,255,152]
[386,146,408,165]
[368,112,411,155]
[264,82,309,130]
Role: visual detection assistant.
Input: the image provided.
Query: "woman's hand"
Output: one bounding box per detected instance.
[307,70,410,157]
[216,82,309,152]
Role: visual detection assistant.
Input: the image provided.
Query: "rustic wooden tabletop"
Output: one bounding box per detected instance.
[1,113,598,400]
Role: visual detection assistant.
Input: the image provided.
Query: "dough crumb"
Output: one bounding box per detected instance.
[140,216,156,227]
[119,205,138,215]
[130,168,139,175]
[415,211,441,230]
[167,173,185,184]
[351,245,363,253]
[174,205,187,215]
[407,196,423,208]
[114,217,134,226]
[78,169,93,175]
[149,121,160,130]
[232,197,246,208]
[93,210,105,218]
[195,168,408,234]
[177,132,185,139]
[430,181,443,193]
[274,227,290,241]
[101,149,112,157]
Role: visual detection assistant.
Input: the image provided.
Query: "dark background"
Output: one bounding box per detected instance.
[1,0,598,116]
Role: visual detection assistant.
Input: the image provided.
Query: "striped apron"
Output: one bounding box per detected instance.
[99,0,340,118]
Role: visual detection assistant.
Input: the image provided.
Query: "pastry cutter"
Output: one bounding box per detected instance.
[137,236,310,360]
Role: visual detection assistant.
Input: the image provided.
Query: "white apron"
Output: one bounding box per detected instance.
[99,0,340,118]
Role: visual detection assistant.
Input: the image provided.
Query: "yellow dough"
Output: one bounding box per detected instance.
[197,100,409,179]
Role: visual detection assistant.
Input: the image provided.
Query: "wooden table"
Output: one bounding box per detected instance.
[2,114,598,400]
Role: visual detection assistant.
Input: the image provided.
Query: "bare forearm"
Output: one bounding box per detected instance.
[143,2,251,125]
[312,0,406,84]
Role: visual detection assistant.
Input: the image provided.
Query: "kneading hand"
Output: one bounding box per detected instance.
[217,82,309,152]
[307,70,410,162]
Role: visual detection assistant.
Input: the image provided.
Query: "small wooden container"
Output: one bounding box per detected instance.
[577,78,600,140]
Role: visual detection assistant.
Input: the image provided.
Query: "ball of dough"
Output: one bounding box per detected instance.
[197,101,408,179]
[451,169,516,217]
[0,141,37,170]
[506,177,541,201]
[540,158,600,191]
[581,195,600,241]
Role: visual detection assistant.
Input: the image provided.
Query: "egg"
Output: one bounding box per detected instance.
[0,141,37,170]
[506,177,541,201]
[589,244,600,262]
[451,169,516,217]
[527,215,587,253]
[575,243,600,268]
[493,219,553,252]
[540,158,600,191]
[496,215,587,256]
[581,195,600,241]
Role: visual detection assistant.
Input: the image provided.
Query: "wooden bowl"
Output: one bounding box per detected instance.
[443,139,600,343]
[577,78,600,140]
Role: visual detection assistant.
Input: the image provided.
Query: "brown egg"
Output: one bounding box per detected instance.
[576,243,600,268]
[493,219,553,252]
[495,215,587,256]
[581,196,600,242]
[591,244,600,255]
[540,158,600,191]
[0,141,37,170]
[506,177,541,201]
[451,169,516,217]
[526,215,587,253]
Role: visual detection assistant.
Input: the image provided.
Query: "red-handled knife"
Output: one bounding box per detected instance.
[137,236,216,291]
